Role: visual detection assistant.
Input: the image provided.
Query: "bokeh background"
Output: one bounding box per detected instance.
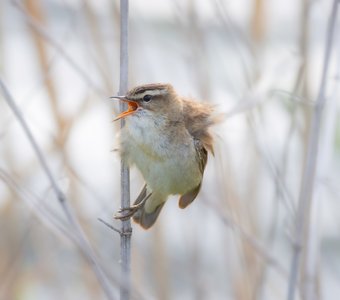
[0,0,339,299]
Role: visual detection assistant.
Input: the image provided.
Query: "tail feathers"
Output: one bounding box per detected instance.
[133,202,165,229]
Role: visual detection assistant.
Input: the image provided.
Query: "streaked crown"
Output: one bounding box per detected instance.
[127,83,173,100]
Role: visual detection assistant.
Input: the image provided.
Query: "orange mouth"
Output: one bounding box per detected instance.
[112,97,139,121]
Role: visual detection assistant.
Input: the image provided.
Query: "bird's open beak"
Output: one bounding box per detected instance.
[110,96,139,121]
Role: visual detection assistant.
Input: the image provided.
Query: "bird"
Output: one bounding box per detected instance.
[111,83,217,229]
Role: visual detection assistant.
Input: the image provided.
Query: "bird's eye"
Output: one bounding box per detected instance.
[143,95,152,102]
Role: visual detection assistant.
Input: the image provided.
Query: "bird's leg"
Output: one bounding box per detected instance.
[117,184,147,212]
[114,192,152,220]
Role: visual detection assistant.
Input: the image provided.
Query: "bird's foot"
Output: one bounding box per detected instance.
[114,206,139,220]
[114,193,151,220]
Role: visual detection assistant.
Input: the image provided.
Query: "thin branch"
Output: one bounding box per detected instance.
[1,168,146,300]
[98,218,122,235]
[117,1,131,300]
[247,114,297,215]
[0,78,114,300]
[11,0,106,96]
[287,1,339,299]
[0,168,79,244]
[205,200,288,277]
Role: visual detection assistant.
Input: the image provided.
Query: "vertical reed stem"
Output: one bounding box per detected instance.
[287,1,339,299]
[118,1,131,300]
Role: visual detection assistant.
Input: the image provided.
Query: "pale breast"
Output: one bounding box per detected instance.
[120,117,202,196]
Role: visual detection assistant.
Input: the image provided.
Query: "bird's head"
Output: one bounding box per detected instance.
[111,83,182,121]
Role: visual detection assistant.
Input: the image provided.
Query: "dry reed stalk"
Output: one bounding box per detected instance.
[117,1,131,300]
[287,1,339,299]
[0,78,114,300]
[12,0,105,97]
[82,0,112,92]
[250,0,265,45]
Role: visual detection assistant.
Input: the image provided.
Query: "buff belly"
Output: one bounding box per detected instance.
[121,126,202,196]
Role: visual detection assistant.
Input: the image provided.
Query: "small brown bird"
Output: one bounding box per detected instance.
[112,83,216,229]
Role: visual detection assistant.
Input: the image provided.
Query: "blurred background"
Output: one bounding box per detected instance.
[0,0,339,299]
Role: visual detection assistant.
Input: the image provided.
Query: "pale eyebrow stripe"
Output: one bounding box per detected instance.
[130,89,167,99]
[133,83,168,94]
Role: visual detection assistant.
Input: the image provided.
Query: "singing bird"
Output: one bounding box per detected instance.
[112,83,216,229]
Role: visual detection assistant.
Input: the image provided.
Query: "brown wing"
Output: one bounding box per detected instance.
[178,140,208,209]
[182,99,215,154]
[178,183,201,209]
